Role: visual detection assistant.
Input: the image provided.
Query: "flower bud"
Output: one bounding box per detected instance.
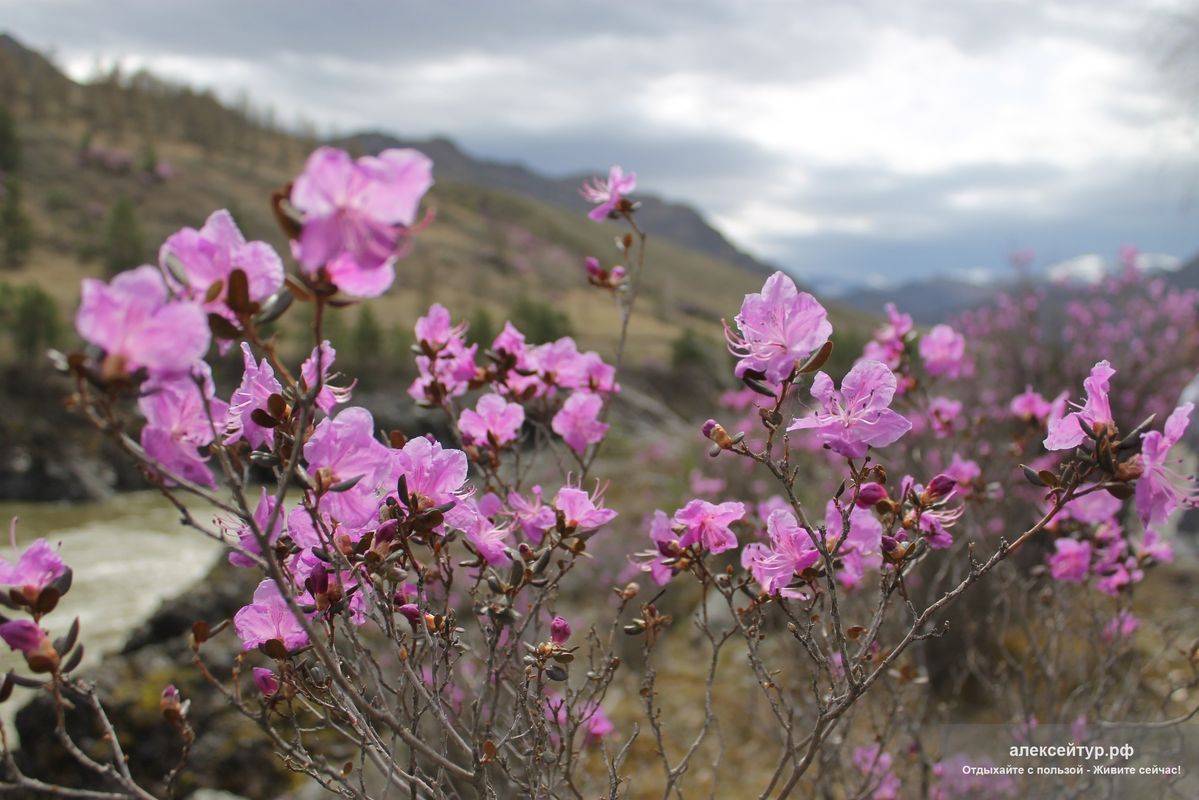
[306,563,330,596]
[702,419,734,449]
[375,518,399,543]
[160,684,187,723]
[610,265,627,282]
[856,482,888,508]
[397,603,422,627]
[550,615,571,645]
[0,620,48,654]
[584,256,602,277]
[921,474,956,503]
[253,667,280,697]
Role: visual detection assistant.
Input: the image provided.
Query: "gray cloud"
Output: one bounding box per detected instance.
[3,0,1196,289]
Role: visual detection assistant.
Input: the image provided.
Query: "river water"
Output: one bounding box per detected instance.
[0,491,224,732]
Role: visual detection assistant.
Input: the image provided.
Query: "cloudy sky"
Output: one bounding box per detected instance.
[4,0,1199,289]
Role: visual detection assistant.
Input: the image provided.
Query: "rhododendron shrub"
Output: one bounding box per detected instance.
[3,147,1196,800]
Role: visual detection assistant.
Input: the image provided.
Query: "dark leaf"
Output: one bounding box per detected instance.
[329,474,364,493]
[285,273,315,302]
[49,566,72,597]
[1021,465,1047,487]
[61,645,84,674]
[254,289,294,325]
[226,269,257,315]
[260,639,289,660]
[1104,483,1134,500]
[208,313,242,340]
[250,408,280,429]
[1036,470,1060,488]
[799,340,834,374]
[53,617,80,655]
[34,587,60,615]
[271,186,303,239]
[742,376,776,398]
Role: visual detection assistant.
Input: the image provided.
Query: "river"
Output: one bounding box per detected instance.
[0,491,224,733]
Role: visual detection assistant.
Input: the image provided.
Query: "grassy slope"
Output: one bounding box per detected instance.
[6,97,872,383]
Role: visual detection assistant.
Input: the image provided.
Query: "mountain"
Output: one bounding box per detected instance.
[1167,252,1199,291]
[341,132,776,279]
[833,277,1000,324]
[0,33,870,381]
[838,251,1199,325]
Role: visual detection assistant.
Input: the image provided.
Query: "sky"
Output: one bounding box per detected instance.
[4,0,1199,290]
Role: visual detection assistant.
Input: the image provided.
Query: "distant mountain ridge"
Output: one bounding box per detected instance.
[341,131,776,279]
[837,257,1199,325]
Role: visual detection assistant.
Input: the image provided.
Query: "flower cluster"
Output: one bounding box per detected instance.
[409,303,617,457]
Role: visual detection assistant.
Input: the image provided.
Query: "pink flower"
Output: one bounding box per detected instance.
[233,579,309,652]
[1048,538,1091,583]
[688,469,726,497]
[788,360,912,458]
[464,510,512,566]
[551,392,608,454]
[0,535,66,599]
[305,407,392,492]
[390,435,471,519]
[545,694,614,744]
[579,165,635,222]
[741,508,820,598]
[914,504,962,550]
[159,209,284,324]
[823,500,883,588]
[1044,360,1116,451]
[637,510,683,585]
[409,333,479,403]
[944,453,981,489]
[1009,385,1052,422]
[1096,557,1141,596]
[76,266,210,377]
[553,485,618,533]
[414,304,466,351]
[290,146,433,298]
[139,366,228,489]
[550,615,571,644]
[919,324,967,378]
[1138,528,1175,564]
[227,487,286,569]
[1135,402,1197,526]
[724,272,832,384]
[508,486,556,544]
[853,745,900,800]
[862,303,912,370]
[580,704,615,742]
[927,395,963,438]
[1058,487,1121,525]
[0,620,49,654]
[1102,610,1138,641]
[673,499,746,555]
[226,343,282,449]
[301,341,354,414]
[492,321,527,360]
[460,393,525,447]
